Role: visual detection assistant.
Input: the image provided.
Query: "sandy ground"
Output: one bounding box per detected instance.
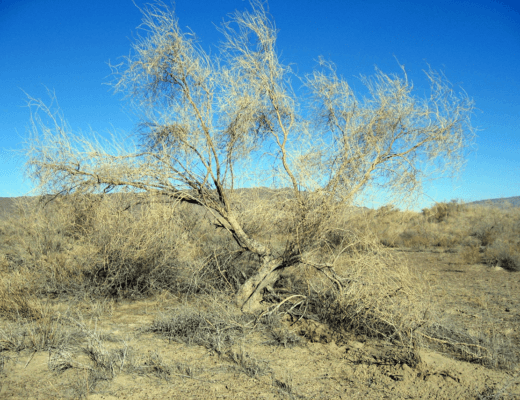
[1,249,519,399]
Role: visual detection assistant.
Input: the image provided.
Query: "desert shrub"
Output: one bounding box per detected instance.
[78,197,253,297]
[297,232,429,343]
[483,239,520,271]
[0,197,75,265]
[471,221,498,247]
[376,204,400,216]
[349,201,520,262]
[0,194,250,298]
[459,245,482,264]
[77,198,185,296]
[397,227,432,249]
[422,200,466,223]
[196,250,260,293]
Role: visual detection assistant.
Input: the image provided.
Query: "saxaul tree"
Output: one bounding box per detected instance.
[26,1,474,311]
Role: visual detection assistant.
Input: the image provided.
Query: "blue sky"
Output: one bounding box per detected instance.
[1,0,519,209]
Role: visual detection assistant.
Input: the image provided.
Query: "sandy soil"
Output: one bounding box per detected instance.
[1,249,519,399]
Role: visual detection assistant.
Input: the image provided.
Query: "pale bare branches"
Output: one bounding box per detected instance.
[305,61,474,204]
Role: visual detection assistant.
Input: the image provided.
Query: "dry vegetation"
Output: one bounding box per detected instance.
[3,1,519,398]
[1,195,519,398]
[366,200,520,272]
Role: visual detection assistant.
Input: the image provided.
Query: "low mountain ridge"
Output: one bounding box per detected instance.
[466,196,520,208]
[1,193,519,221]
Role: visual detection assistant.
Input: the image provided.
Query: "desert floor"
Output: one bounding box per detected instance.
[1,248,519,399]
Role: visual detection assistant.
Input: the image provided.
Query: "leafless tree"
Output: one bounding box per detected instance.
[25,1,474,311]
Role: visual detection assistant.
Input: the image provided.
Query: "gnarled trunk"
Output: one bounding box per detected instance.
[235,256,283,311]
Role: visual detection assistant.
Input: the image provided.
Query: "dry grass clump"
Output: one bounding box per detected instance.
[0,285,42,321]
[0,304,79,353]
[145,300,254,355]
[136,350,197,381]
[421,323,519,370]
[226,346,269,378]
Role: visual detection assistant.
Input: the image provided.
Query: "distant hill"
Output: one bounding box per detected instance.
[0,193,518,222]
[467,196,520,208]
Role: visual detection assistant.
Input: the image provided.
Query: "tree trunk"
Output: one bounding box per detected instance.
[236,256,283,311]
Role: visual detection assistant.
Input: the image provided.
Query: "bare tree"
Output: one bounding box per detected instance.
[25,1,474,311]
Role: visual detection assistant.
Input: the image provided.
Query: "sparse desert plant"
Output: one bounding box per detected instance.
[227,346,268,378]
[0,353,9,373]
[266,326,303,348]
[82,339,128,379]
[140,350,174,380]
[273,372,295,397]
[145,301,253,354]
[421,321,519,370]
[258,311,304,347]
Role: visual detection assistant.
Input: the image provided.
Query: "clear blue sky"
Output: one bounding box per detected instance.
[1,0,519,209]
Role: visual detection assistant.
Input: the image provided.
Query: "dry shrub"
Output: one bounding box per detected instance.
[465,205,520,270]
[302,230,429,343]
[0,196,94,295]
[75,196,194,297]
[347,201,520,264]
[459,244,482,264]
[422,200,466,223]
[0,194,242,298]
[397,228,432,249]
[483,239,520,271]
[0,255,46,320]
[0,197,74,267]
[471,221,498,247]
